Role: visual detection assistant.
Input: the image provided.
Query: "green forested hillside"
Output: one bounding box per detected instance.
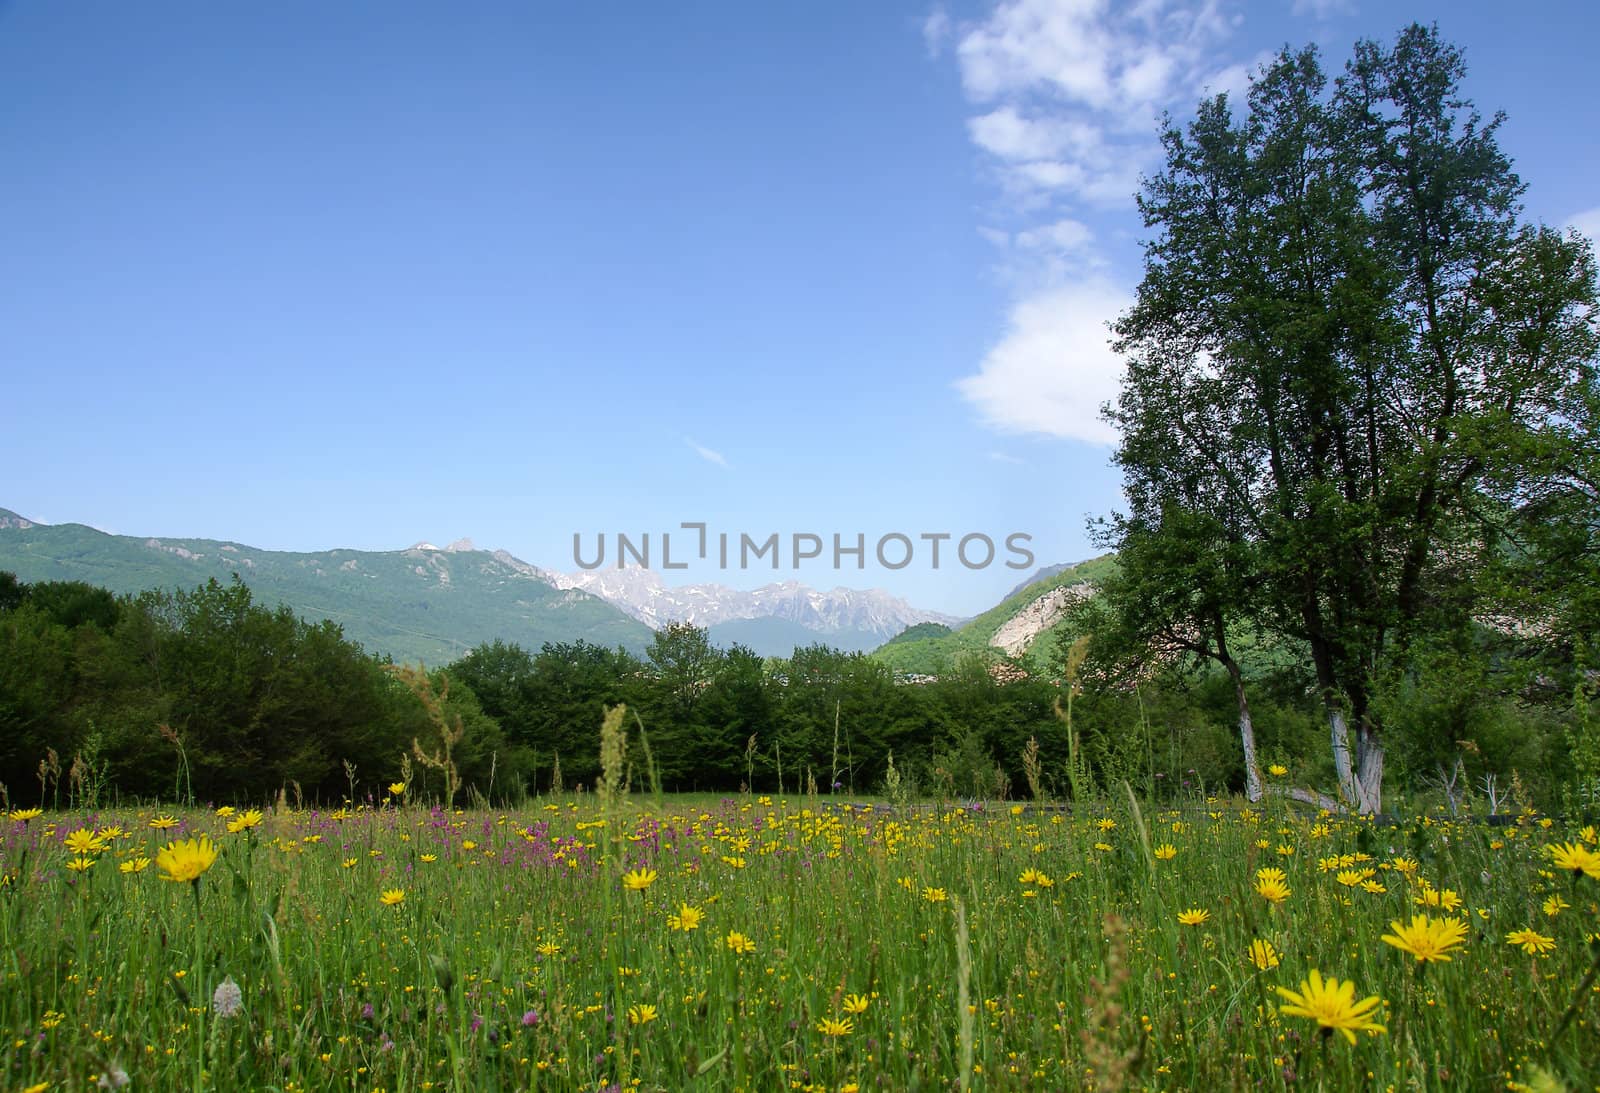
[872,556,1118,674]
[0,510,651,662]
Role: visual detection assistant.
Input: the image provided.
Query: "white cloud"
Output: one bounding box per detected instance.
[1014,218,1093,252]
[988,451,1027,464]
[1568,206,1600,253]
[939,0,1247,438]
[1291,0,1354,18]
[686,439,729,468]
[922,8,952,58]
[955,280,1131,446]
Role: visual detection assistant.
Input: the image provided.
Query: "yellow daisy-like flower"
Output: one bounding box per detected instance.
[842,993,870,1015]
[1543,894,1569,917]
[1268,764,1289,777]
[215,806,235,818]
[149,815,179,830]
[64,828,108,855]
[419,853,437,863]
[1255,867,1291,904]
[379,888,406,907]
[1177,908,1210,926]
[1380,914,1469,963]
[725,931,756,955]
[1413,885,1463,913]
[388,782,407,796]
[1247,939,1281,970]
[155,835,219,884]
[1504,928,1556,956]
[667,903,704,932]
[816,1016,854,1037]
[8,808,43,823]
[1018,868,1047,885]
[65,856,95,873]
[120,857,151,874]
[536,941,562,957]
[1335,869,1366,888]
[621,867,658,892]
[1096,817,1117,832]
[1153,844,1178,861]
[341,857,359,870]
[226,809,264,834]
[922,886,948,903]
[627,1003,658,1025]
[1547,841,1600,880]
[1275,970,1386,1044]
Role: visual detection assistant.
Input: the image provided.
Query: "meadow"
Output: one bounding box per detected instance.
[1,785,1597,1092]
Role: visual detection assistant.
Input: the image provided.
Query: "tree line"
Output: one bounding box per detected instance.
[1,563,1586,812]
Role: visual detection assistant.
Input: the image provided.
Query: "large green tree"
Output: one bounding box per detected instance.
[1105,25,1598,812]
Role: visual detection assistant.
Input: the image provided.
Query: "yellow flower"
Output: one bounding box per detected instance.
[8,808,42,823]
[1505,928,1556,956]
[379,888,406,907]
[388,782,407,796]
[1542,844,1593,883]
[842,993,870,1015]
[215,806,235,818]
[725,931,756,955]
[65,856,95,873]
[22,1082,50,1093]
[1543,894,1569,917]
[120,857,151,874]
[1413,885,1463,913]
[149,814,179,830]
[536,940,562,957]
[1096,817,1117,832]
[420,854,437,863]
[1255,867,1291,904]
[1247,939,1281,970]
[226,809,264,834]
[667,903,703,932]
[622,868,658,892]
[922,886,948,903]
[1153,844,1177,861]
[341,858,359,869]
[816,1016,854,1036]
[1177,908,1210,926]
[1268,764,1288,777]
[64,829,108,855]
[155,835,219,884]
[1275,970,1386,1044]
[1380,914,1469,963]
[627,1003,658,1025]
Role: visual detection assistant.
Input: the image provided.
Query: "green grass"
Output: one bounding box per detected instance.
[1,793,1597,1091]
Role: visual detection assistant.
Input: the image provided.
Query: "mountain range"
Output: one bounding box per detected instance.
[0,509,962,661]
[552,565,962,654]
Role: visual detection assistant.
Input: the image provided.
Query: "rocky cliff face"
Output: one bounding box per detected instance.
[989,582,1092,656]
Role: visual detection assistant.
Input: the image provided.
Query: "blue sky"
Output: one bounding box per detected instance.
[3,0,1596,615]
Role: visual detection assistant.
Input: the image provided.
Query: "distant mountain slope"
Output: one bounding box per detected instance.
[0,509,652,663]
[871,556,1117,675]
[553,565,960,652]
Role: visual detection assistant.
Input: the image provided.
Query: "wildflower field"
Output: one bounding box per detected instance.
[1,793,1597,1092]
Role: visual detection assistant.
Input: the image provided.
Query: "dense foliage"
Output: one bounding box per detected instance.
[1093,24,1599,813]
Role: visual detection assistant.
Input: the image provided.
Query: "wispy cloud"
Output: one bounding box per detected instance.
[686,438,730,469]
[942,0,1249,443]
[988,451,1026,465]
[1568,206,1600,254]
[1291,0,1354,18]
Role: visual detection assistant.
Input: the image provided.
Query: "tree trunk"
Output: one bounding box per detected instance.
[1327,704,1359,808]
[1355,722,1384,814]
[1223,656,1263,803]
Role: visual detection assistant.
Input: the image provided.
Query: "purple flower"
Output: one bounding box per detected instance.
[522,1009,540,1027]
